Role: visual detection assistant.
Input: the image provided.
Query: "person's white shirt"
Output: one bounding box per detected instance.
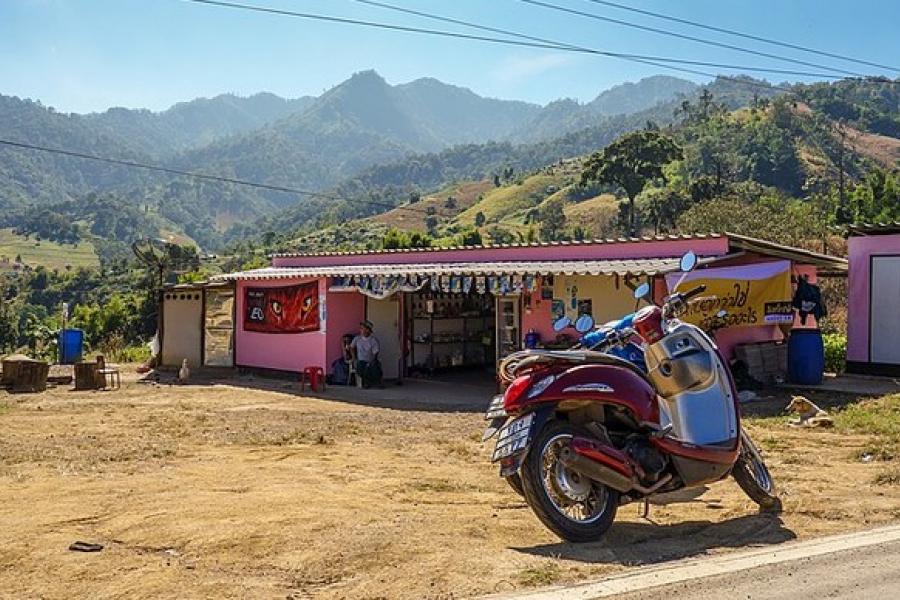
[352,334,380,362]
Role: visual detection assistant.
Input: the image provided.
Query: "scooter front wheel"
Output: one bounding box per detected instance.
[521,420,619,543]
[733,430,780,511]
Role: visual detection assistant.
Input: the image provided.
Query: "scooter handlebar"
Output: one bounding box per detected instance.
[681,284,707,301]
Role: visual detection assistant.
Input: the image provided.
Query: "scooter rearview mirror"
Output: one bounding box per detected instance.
[679,250,698,273]
[552,316,571,332]
[633,282,651,300]
[574,314,595,333]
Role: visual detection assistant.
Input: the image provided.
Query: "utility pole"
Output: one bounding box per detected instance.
[837,121,848,224]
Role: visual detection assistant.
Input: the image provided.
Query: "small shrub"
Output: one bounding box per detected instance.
[823,333,846,374]
[874,467,900,486]
[517,564,562,587]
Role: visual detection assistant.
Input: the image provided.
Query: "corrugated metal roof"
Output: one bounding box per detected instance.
[847,222,900,236]
[727,233,848,273]
[212,257,688,281]
[271,233,723,259]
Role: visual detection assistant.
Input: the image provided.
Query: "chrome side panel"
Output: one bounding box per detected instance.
[646,322,738,446]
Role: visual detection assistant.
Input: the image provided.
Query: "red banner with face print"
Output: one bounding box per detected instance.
[244,282,320,333]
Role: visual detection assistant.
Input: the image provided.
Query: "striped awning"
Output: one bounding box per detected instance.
[212,257,690,281]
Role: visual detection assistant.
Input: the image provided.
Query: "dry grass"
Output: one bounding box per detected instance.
[2,373,900,599]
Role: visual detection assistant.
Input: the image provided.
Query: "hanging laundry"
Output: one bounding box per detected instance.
[792,275,827,325]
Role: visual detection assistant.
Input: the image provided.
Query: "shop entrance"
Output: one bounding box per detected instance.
[366,297,402,380]
[406,290,497,377]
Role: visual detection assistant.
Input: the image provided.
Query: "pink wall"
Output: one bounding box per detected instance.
[235,277,327,372]
[847,234,900,362]
[273,237,729,268]
[325,290,366,366]
[522,288,555,346]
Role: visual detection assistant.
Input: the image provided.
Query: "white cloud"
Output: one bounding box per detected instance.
[493,53,575,85]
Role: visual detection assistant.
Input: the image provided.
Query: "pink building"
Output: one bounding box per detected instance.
[203,233,845,383]
[847,223,900,376]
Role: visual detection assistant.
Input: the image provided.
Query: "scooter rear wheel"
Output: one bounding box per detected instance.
[733,430,780,511]
[521,420,619,543]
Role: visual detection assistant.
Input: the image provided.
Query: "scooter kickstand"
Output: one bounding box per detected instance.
[638,498,650,519]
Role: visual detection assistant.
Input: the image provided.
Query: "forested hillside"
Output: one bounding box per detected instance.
[276,85,899,257]
[0,71,699,251]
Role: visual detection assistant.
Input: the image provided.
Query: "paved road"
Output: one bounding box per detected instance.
[616,539,900,600]
[496,524,900,600]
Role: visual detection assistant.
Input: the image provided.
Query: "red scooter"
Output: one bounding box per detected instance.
[484,252,778,542]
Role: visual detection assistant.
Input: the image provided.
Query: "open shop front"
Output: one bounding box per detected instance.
[211,233,847,390]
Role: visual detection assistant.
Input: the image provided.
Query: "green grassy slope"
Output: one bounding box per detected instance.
[0,228,99,270]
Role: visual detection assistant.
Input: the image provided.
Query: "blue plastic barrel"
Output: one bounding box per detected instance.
[58,329,84,364]
[787,328,825,385]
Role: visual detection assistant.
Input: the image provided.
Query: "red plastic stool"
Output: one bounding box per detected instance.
[300,366,326,392]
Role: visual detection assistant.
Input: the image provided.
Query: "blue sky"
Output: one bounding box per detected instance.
[2,0,898,113]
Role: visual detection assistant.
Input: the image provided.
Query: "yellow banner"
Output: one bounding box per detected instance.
[669,262,793,330]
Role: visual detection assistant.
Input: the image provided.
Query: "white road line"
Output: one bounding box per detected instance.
[485,523,900,600]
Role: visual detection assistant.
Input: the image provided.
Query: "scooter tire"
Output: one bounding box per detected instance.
[733,430,781,512]
[521,420,619,543]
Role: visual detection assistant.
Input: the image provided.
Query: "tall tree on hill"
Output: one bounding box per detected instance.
[581,131,683,236]
[538,197,567,241]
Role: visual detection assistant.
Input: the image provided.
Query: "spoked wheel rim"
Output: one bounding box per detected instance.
[539,433,609,524]
[740,432,774,494]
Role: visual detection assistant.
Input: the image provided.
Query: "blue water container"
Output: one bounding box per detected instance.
[787,328,825,385]
[58,329,84,364]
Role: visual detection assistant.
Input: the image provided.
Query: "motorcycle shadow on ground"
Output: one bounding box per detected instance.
[510,511,795,566]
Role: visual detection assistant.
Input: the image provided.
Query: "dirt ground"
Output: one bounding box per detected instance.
[1,370,899,600]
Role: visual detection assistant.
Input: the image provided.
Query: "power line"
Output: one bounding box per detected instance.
[350,0,845,80]
[580,0,900,74]
[518,0,871,79]
[0,138,432,216]
[180,0,844,80]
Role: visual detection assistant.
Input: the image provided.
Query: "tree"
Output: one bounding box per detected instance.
[487,226,515,244]
[0,301,17,353]
[424,215,439,236]
[382,228,432,249]
[537,197,567,241]
[454,228,483,247]
[581,131,683,236]
[677,195,824,247]
[474,211,486,227]
[444,196,457,210]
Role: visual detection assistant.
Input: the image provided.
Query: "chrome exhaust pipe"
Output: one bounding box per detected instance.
[559,446,634,493]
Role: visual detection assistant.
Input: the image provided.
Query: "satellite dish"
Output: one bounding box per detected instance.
[132,238,199,286]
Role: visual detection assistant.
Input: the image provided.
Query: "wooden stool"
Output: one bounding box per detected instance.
[299,366,326,392]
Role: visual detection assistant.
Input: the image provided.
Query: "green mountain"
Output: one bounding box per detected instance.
[3,70,895,259]
[394,76,541,144]
[84,92,315,158]
[0,95,153,209]
[264,80,900,254]
[506,75,699,143]
[587,75,699,116]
